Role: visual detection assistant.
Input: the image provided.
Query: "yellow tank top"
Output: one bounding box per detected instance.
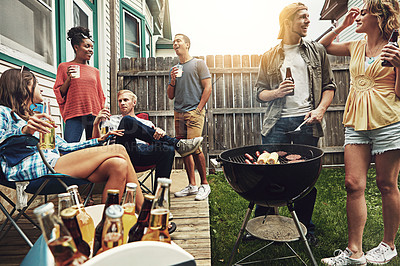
[344,39,400,130]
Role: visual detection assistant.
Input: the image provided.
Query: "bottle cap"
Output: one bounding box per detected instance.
[126,183,137,189]
[58,192,70,198]
[157,178,172,185]
[33,202,55,216]
[67,185,79,191]
[107,189,120,195]
[105,204,124,219]
[144,194,155,201]
[60,207,78,219]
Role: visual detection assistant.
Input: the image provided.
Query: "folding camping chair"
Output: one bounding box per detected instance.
[134,112,157,194]
[0,135,94,247]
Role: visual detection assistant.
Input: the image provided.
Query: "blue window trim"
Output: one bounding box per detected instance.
[120,1,150,58]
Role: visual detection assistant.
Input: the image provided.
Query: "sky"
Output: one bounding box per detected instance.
[169,0,333,56]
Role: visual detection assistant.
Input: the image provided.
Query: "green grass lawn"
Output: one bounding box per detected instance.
[208,168,400,265]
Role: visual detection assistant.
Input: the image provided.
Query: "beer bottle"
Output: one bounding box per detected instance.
[57,192,72,218]
[121,183,137,244]
[61,208,91,258]
[285,67,295,96]
[101,205,124,252]
[33,202,88,266]
[142,178,172,243]
[93,189,120,255]
[67,185,95,252]
[382,29,399,67]
[39,99,56,149]
[127,194,154,242]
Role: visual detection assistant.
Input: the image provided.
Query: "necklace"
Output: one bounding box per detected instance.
[368,57,375,64]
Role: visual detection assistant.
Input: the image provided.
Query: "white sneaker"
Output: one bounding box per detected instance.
[195,184,211,201]
[174,185,198,197]
[176,137,203,157]
[366,242,397,264]
[321,248,367,265]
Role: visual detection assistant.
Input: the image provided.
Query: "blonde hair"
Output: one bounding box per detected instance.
[117,90,137,101]
[366,0,400,40]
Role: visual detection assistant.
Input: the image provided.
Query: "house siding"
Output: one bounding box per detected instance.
[336,0,365,42]
[0,0,169,132]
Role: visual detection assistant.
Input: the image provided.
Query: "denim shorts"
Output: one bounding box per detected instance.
[344,121,400,155]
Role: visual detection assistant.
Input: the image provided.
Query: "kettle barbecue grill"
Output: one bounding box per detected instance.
[218,144,323,266]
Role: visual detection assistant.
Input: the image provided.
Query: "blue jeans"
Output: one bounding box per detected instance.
[64,115,95,143]
[116,116,178,182]
[256,116,318,234]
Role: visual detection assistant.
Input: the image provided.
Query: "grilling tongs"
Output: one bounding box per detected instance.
[286,117,311,135]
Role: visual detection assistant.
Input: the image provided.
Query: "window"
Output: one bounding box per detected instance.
[145,27,152,58]
[0,0,55,71]
[73,1,89,29]
[65,0,94,64]
[124,11,140,58]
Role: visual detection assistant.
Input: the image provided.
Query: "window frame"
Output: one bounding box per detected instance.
[0,0,98,78]
[0,0,57,77]
[120,1,148,58]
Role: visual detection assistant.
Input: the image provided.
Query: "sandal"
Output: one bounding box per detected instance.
[168,221,177,234]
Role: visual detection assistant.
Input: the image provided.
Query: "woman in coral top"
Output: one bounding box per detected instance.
[53,26,105,142]
[320,0,400,265]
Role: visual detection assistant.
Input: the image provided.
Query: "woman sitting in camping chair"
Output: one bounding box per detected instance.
[0,68,143,211]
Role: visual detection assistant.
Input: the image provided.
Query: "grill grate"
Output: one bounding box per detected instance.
[227,151,309,165]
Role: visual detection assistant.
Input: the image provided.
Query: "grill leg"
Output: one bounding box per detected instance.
[227,201,254,266]
[287,202,318,266]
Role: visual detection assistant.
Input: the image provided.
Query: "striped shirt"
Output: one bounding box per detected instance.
[0,106,101,181]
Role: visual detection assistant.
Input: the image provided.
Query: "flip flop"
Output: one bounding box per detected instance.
[168,221,177,234]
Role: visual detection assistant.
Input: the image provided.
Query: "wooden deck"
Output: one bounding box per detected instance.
[0,180,211,265]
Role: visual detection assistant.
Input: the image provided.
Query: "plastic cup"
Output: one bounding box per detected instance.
[176,65,183,78]
[70,65,80,78]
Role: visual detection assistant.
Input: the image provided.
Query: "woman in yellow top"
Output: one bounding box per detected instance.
[320,0,400,265]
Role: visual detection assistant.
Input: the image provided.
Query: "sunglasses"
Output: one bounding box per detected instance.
[20,65,31,74]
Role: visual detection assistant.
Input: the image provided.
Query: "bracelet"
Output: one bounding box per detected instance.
[332,30,339,35]
[169,83,176,88]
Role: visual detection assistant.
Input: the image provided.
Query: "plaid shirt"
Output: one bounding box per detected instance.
[0,106,101,181]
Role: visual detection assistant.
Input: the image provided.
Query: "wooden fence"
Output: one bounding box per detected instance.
[117,55,350,166]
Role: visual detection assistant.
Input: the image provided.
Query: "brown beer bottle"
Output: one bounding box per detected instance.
[33,203,88,266]
[141,178,172,243]
[285,67,295,96]
[61,208,91,258]
[382,29,399,67]
[93,189,120,256]
[127,194,155,242]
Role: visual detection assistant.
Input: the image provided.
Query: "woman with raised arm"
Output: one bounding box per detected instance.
[320,0,400,265]
[0,68,143,211]
[53,26,105,142]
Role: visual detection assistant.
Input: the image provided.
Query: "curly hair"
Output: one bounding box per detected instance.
[366,0,400,40]
[0,68,37,121]
[67,26,92,53]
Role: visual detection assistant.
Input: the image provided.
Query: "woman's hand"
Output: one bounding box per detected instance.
[341,7,359,28]
[98,129,124,142]
[382,44,400,68]
[22,113,56,135]
[67,66,78,80]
